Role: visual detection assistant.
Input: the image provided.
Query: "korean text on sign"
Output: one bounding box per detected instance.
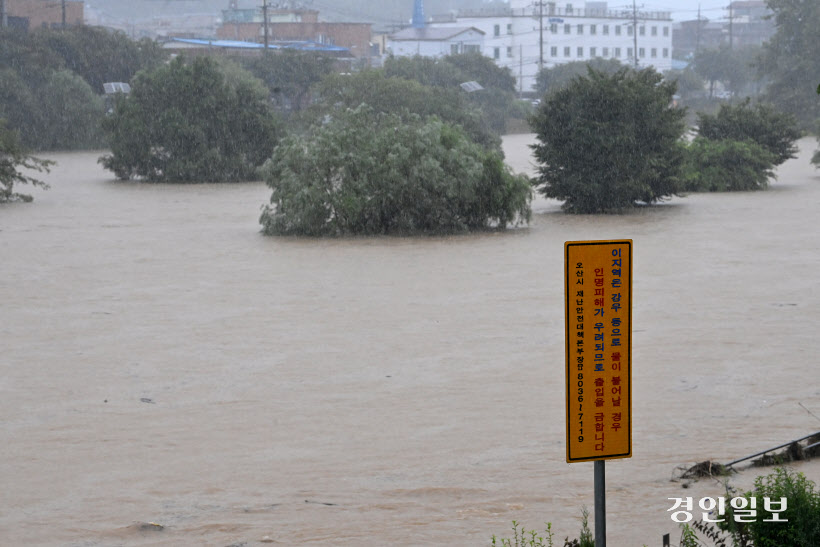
[564,239,632,463]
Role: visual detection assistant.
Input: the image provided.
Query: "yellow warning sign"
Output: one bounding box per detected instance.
[565,240,632,463]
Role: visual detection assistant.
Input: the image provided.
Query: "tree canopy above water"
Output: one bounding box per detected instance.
[259,105,531,236]
[530,67,686,213]
[100,56,281,182]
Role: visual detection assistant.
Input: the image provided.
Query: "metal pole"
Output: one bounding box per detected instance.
[632,0,638,68]
[62,0,66,28]
[262,1,269,50]
[1,0,7,28]
[538,0,543,71]
[519,44,523,97]
[594,460,606,547]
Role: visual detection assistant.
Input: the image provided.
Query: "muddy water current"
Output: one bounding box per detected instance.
[2,136,820,546]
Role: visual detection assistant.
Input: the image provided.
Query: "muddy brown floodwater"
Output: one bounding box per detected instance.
[2,136,820,547]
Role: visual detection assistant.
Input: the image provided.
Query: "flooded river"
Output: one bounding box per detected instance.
[2,136,819,546]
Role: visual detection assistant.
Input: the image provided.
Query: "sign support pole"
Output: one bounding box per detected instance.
[594,460,606,547]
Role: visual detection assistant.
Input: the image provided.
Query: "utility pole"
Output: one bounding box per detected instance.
[696,4,701,55]
[538,0,544,71]
[728,1,733,49]
[1,0,7,28]
[62,0,66,28]
[519,44,523,97]
[262,0,269,51]
[632,0,639,68]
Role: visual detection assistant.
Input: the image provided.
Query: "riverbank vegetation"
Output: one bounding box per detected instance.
[0,26,165,151]
[0,120,53,203]
[494,467,820,547]
[680,467,820,547]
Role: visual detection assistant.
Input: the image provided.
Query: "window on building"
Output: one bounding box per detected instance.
[663,26,669,37]
[588,47,595,57]
[590,24,596,35]
[639,47,645,57]
[507,23,513,34]
[551,46,557,56]
[627,47,633,58]
[577,24,583,34]
[602,47,609,57]
[663,47,669,57]
[494,24,500,37]
[464,44,480,53]
[615,25,621,36]
[494,47,500,59]
[564,24,571,34]
[651,26,657,36]
[507,46,513,57]
[639,26,645,36]
[577,46,583,57]
[550,23,558,33]
[450,44,459,55]
[564,46,571,57]
[615,47,621,57]
[603,24,609,35]
[566,4,573,14]
[651,47,657,57]
[627,25,633,36]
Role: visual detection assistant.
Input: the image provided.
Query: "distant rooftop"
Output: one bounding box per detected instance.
[167,38,350,52]
[389,26,484,41]
[442,5,671,21]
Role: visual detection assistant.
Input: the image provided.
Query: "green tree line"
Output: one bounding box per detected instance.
[0,25,166,151]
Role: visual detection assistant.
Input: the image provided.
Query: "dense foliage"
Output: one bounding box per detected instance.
[696,99,800,165]
[713,468,820,547]
[259,105,531,236]
[759,0,820,129]
[530,68,686,213]
[0,26,165,150]
[665,67,706,100]
[100,56,281,182]
[533,58,625,97]
[242,51,336,113]
[744,468,820,547]
[681,138,776,192]
[692,45,763,99]
[0,120,53,203]
[313,70,499,149]
[384,53,518,135]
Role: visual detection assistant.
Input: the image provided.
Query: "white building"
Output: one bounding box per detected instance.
[387,26,485,58]
[391,1,673,94]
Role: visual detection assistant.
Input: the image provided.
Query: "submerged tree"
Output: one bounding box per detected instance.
[0,119,53,203]
[100,56,281,182]
[530,67,686,213]
[681,137,776,192]
[696,99,800,166]
[259,105,531,236]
